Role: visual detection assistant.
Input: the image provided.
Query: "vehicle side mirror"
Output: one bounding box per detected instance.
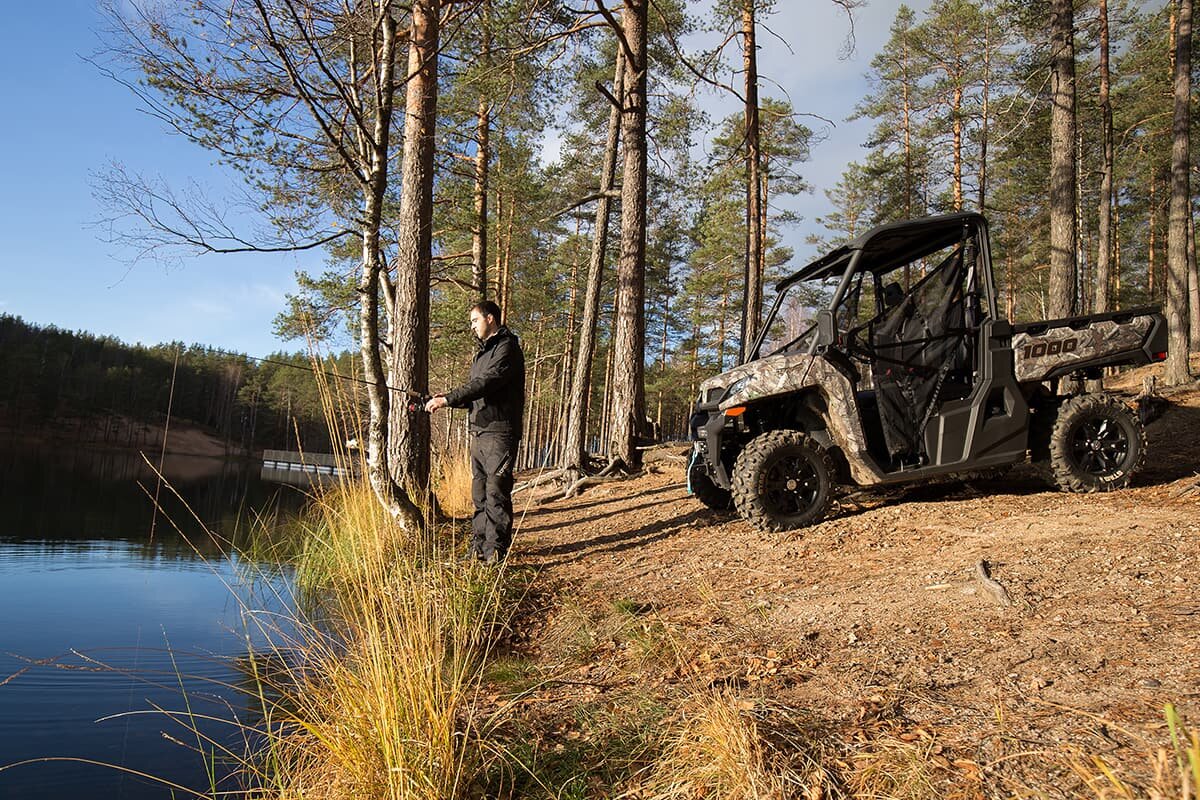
[815,310,836,351]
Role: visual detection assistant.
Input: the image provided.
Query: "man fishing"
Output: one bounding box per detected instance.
[425,301,526,564]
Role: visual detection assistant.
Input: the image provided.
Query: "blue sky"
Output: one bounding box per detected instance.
[0,0,925,357]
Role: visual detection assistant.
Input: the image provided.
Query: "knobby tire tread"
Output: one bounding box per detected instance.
[731,429,834,533]
[1049,394,1146,493]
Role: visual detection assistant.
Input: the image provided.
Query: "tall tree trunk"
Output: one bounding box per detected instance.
[657,279,670,432]
[979,15,991,212]
[739,0,764,364]
[525,319,543,470]
[1048,0,1078,318]
[492,160,503,299]
[1094,0,1114,316]
[388,0,439,495]
[1076,126,1087,313]
[600,338,614,456]
[1189,212,1200,351]
[952,83,964,212]
[1165,0,1193,384]
[360,8,421,530]
[903,29,914,287]
[718,293,728,371]
[1115,199,1123,307]
[499,197,515,319]
[609,0,649,470]
[555,227,581,464]
[1005,250,1015,320]
[1150,177,1158,299]
[562,48,625,472]
[472,97,490,300]
[471,0,491,300]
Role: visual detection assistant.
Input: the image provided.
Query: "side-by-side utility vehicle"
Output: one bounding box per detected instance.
[689,212,1168,532]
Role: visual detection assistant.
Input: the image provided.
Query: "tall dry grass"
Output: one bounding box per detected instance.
[639,689,836,800]
[434,447,475,520]
[240,480,510,800]
[997,703,1200,800]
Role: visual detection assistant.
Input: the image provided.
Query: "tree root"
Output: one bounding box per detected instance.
[514,467,569,493]
[520,457,646,503]
[976,559,1013,607]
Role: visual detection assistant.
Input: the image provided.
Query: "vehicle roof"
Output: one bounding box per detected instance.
[779,212,985,289]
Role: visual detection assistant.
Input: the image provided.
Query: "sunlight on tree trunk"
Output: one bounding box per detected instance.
[1165,0,1193,384]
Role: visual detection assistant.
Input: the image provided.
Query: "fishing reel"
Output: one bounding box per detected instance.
[404,391,432,413]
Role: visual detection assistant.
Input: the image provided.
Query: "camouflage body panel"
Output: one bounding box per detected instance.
[1012,315,1154,383]
[699,353,885,485]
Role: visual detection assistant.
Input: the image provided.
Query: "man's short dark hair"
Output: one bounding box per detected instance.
[471,300,502,324]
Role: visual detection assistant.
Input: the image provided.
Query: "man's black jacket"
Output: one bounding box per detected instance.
[444,326,526,436]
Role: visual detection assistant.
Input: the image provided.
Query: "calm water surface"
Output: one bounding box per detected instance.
[0,446,305,799]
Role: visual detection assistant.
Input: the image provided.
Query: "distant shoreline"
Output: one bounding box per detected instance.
[1,414,254,459]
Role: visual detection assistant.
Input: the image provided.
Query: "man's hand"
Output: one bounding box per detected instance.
[425,394,449,413]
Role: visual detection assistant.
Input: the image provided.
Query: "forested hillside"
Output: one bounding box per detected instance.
[0,315,337,453]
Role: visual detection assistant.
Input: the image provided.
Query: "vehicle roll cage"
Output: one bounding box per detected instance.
[748,212,999,363]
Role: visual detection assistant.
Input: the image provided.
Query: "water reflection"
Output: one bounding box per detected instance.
[0,445,305,800]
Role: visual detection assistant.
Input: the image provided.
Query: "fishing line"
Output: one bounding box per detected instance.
[189,345,436,399]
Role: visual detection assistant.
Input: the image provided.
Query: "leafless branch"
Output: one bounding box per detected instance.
[93,162,355,264]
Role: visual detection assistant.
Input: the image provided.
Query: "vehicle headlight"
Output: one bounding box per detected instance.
[723,376,751,401]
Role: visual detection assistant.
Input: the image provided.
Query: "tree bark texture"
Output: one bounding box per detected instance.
[1094,0,1114,316]
[471,0,492,301]
[388,0,439,491]
[1048,0,1078,319]
[609,0,649,470]
[359,8,422,531]
[978,15,991,212]
[473,95,490,301]
[739,0,764,364]
[562,48,625,471]
[1166,0,1193,384]
[1189,213,1200,350]
[952,84,964,212]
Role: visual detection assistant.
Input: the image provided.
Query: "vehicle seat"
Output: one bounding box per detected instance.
[882,281,904,309]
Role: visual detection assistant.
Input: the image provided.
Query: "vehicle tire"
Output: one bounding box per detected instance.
[731,430,835,532]
[689,452,733,511]
[1049,394,1146,492]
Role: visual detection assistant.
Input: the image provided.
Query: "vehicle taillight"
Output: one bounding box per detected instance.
[1153,351,1168,361]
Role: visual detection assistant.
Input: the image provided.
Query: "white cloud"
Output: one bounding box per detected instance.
[245,282,287,307]
[189,298,234,317]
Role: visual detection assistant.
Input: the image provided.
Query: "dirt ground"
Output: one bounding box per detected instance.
[505,364,1200,796]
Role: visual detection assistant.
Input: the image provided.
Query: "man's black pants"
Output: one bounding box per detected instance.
[469,432,519,559]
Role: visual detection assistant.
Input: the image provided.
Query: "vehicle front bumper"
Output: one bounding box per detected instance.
[689,404,732,490]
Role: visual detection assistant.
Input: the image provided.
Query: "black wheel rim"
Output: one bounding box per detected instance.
[762,448,821,517]
[1068,416,1129,477]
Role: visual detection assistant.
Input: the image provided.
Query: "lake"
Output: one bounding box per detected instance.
[0,444,306,800]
